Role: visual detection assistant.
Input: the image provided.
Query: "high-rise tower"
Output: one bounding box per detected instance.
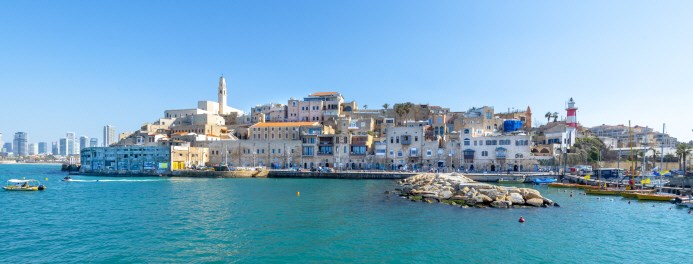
[566,97,578,129]
[218,75,227,115]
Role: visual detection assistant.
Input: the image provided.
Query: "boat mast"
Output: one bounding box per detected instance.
[629,120,634,184]
[642,126,648,176]
[661,123,665,186]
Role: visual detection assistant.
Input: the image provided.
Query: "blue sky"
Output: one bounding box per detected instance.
[1,1,692,144]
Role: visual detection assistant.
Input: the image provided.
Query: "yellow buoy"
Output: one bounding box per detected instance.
[45,177,48,181]
[296,191,300,196]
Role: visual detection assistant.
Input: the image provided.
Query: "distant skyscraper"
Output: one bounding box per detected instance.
[28,143,38,155]
[13,132,28,156]
[104,125,116,147]
[3,142,12,153]
[89,138,98,148]
[0,133,3,151]
[38,142,48,154]
[59,138,68,156]
[51,141,59,155]
[79,136,89,151]
[2,142,11,153]
[66,132,76,155]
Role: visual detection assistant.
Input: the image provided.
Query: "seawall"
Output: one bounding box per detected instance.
[268,171,416,179]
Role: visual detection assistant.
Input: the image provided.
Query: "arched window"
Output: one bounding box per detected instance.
[464,129,470,134]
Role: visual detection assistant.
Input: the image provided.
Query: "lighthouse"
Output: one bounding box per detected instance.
[566,97,577,129]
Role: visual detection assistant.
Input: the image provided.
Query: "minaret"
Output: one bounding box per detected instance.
[218,75,227,115]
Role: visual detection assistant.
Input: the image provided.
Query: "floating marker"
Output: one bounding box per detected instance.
[45,178,48,181]
[296,191,300,196]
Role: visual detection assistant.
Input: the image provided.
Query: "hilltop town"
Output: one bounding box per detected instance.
[60,76,687,175]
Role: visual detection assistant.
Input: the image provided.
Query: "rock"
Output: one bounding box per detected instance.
[520,188,543,200]
[478,194,493,203]
[526,198,544,207]
[542,197,555,206]
[478,189,500,198]
[509,193,525,205]
[465,199,477,206]
[439,190,453,199]
[422,192,439,199]
[490,200,511,208]
[451,195,466,200]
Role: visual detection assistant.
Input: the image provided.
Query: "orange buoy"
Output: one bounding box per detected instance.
[518,216,525,223]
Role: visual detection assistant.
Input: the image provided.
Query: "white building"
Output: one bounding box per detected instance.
[66,132,76,155]
[28,143,38,155]
[460,132,533,172]
[104,125,117,147]
[79,136,89,151]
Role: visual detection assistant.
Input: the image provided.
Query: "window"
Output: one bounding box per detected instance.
[464,129,470,134]
[481,151,488,157]
[426,150,432,156]
[302,146,314,156]
[464,138,470,146]
[414,136,418,142]
[397,151,403,157]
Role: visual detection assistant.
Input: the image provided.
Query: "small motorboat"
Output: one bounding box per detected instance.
[3,179,46,191]
[62,176,73,182]
[533,178,557,184]
[585,188,624,196]
[635,193,678,201]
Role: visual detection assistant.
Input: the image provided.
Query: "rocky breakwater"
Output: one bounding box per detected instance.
[397,173,558,208]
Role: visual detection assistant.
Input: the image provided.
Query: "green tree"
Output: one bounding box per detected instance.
[544,112,551,123]
[676,143,692,174]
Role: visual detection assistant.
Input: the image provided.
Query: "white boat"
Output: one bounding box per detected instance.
[3,179,46,191]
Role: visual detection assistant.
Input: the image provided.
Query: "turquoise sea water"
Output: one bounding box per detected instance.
[1,164,690,263]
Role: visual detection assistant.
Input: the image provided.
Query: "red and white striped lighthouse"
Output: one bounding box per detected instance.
[566,97,577,128]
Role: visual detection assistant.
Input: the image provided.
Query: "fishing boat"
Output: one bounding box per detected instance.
[532,178,557,184]
[620,189,655,198]
[547,182,579,188]
[585,188,623,195]
[635,193,678,201]
[3,179,46,191]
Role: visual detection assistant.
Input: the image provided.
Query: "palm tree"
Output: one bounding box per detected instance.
[545,112,552,123]
[363,104,368,110]
[552,112,559,122]
[676,143,692,175]
[382,103,389,110]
